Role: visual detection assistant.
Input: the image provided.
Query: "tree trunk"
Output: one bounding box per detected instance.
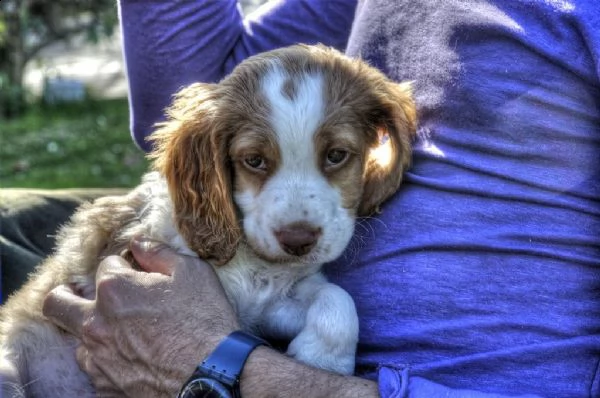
[1,0,27,118]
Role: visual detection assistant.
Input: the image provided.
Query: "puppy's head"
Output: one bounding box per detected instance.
[150,45,416,266]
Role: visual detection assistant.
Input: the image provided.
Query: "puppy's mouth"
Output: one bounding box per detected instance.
[250,243,324,265]
[245,228,328,265]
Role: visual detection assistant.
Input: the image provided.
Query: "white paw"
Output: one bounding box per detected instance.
[287,330,356,375]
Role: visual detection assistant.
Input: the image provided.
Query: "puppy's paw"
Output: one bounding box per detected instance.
[287,330,355,375]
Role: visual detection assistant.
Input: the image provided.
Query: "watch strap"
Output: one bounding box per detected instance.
[200,331,269,386]
[178,331,269,398]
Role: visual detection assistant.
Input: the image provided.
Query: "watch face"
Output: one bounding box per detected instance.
[180,377,233,398]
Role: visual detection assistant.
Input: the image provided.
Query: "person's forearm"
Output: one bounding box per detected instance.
[241,347,378,398]
[118,0,244,151]
[118,0,357,151]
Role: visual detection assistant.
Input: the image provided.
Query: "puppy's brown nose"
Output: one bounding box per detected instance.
[275,222,322,256]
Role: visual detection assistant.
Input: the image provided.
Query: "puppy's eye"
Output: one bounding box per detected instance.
[326,149,349,167]
[244,155,267,170]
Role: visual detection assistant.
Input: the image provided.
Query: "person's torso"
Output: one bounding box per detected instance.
[327,1,600,396]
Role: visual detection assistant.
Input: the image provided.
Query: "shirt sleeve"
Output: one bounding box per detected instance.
[117,0,357,151]
[378,367,544,398]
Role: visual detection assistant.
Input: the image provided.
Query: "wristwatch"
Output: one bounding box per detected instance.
[177,331,269,398]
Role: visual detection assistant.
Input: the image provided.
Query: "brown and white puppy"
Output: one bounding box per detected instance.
[0,44,416,397]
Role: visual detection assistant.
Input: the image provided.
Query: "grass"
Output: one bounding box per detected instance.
[1,98,149,188]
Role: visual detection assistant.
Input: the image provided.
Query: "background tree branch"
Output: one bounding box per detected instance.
[0,0,116,118]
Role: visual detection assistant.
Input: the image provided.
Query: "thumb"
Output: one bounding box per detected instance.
[129,236,180,276]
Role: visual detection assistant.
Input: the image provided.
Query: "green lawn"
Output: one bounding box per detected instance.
[1,99,149,188]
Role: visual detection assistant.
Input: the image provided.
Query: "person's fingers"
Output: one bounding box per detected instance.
[76,345,106,377]
[129,236,181,276]
[42,284,92,337]
[76,345,93,373]
[130,235,220,291]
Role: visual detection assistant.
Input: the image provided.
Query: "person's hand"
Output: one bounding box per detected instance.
[42,236,239,397]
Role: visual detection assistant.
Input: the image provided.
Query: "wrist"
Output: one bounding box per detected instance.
[152,330,234,398]
[240,347,379,398]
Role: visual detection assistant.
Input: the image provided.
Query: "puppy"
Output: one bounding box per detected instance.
[0,44,416,397]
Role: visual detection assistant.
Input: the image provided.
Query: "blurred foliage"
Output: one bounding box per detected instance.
[0,0,117,118]
[0,18,6,45]
[1,99,149,188]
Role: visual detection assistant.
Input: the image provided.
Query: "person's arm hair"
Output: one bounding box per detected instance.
[241,346,378,398]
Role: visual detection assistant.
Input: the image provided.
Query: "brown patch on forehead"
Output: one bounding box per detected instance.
[230,129,279,157]
[321,71,380,145]
[314,126,365,157]
[281,78,297,101]
[219,82,270,129]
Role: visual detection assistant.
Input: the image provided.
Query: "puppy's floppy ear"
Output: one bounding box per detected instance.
[359,81,416,216]
[149,83,240,265]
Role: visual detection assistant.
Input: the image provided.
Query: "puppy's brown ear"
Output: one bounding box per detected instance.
[149,83,240,265]
[359,81,416,216]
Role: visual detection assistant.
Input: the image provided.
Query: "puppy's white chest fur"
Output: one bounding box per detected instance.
[217,247,322,338]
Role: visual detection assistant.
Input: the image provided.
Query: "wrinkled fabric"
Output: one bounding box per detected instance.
[333,2,600,397]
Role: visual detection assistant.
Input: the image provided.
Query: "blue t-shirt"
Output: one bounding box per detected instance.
[119,1,600,396]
